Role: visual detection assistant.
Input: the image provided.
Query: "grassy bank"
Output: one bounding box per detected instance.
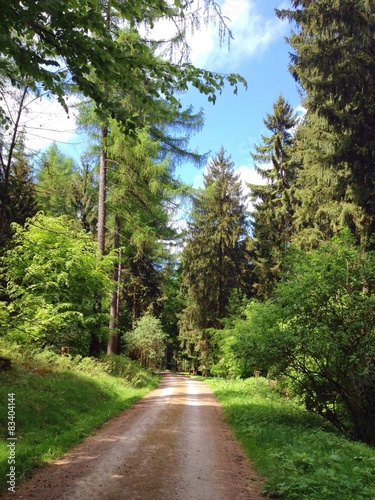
[206,377,375,499]
[0,341,160,493]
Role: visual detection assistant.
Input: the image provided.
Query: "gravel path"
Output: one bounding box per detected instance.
[2,374,264,499]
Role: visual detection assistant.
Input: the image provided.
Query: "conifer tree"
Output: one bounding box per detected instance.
[35,143,77,217]
[277,0,375,244]
[0,133,37,248]
[249,96,299,298]
[179,148,251,369]
[290,112,366,249]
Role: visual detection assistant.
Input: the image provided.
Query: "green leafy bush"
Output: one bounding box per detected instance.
[1,213,113,354]
[207,377,375,500]
[229,233,375,444]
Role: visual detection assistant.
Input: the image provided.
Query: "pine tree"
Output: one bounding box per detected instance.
[179,147,251,369]
[249,96,299,298]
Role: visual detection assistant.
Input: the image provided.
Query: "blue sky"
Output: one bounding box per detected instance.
[24,0,302,194]
[173,0,303,189]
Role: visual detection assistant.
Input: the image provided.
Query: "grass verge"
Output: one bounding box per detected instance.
[205,377,375,499]
[0,340,160,493]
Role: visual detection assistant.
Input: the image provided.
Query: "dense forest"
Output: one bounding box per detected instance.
[1,0,375,446]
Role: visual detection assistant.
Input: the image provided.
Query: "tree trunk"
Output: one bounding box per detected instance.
[107,215,121,355]
[0,86,28,244]
[90,125,108,356]
[97,126,108,254]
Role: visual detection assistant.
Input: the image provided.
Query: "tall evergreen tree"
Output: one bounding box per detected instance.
[106,125,185,354]
[35,143,76,217]
[0,132,37,248]
[179,148,251,369]
[277,0,375,244]
[290,111,366,249]
[249,95,299,298]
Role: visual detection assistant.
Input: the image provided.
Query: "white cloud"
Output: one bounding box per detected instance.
[145,0,287,71]
[236,164,267,212]
[187,0,287,70]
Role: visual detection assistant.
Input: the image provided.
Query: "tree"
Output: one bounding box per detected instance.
[105,124,185,352]
[277,0,375,244]
[0,84,31,245]
[124,314,167,369]
[70,159,98,234]
[179,147,251,369]
[0,131,37,248]
[35,143,77,217]
[290,111,366,249]
[1,213,112,354]
[0,0,246,130]
[249,95,299,298]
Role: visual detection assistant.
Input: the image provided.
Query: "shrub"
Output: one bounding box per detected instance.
[1,213,113,354]
[231,232,375,445]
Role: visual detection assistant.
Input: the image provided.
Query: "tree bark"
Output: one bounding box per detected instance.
[97,126,108,254]
[90,125,108,356]
[107,215,121,355]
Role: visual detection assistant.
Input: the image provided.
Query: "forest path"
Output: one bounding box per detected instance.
[3,374,264,499]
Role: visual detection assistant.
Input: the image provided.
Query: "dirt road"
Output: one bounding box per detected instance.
[3,374,264,499]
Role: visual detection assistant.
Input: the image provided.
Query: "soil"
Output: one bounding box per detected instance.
[2,373,265,499]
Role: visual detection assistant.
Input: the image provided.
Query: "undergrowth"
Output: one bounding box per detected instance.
[0,339,160,493]
[206,377,375,499]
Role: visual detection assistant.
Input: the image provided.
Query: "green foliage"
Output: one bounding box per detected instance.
[249,95,299,298]
[0,339,159,492]
[0,130,37,248]
[35,143,77,217]
[0,0,246,130]
[1,213,113,353]
[179,147,252,369]
[207,377,375,500]
[231,233,375,444]
[289,112,366,249]
[277,0,375,242]
[124,314,167,369]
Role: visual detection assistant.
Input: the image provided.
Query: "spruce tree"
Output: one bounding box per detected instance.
[249,95,299,298]
[291,111,366,249]
[277,0,375,244]
[179,147,251,369]
[0,133,37,248]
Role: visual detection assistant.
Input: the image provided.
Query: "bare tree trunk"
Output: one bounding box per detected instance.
[97,126,108,254]
[90,125,108,356]
[107,215,121,354]
[0,86,28,243]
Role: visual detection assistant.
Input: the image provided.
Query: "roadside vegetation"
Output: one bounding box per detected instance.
[206,377,375,500]
[0,340,160,493]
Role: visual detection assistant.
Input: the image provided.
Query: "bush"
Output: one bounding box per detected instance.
[231,233,375,445]
[1,213,113,354]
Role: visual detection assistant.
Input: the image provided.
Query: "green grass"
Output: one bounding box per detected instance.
[0,341,160,493]
[206,377,375,499]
